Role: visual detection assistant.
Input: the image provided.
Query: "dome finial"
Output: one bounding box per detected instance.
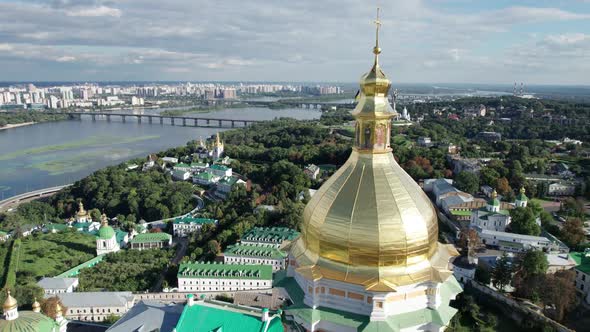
[32,297,41,312]
[373,7,382,61]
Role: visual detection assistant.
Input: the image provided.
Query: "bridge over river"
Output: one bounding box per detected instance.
[68,111,262,128]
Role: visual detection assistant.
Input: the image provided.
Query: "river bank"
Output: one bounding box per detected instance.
[0,122,36,131]
[0,106,321,200]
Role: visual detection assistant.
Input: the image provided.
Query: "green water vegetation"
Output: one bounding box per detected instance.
[0,135,160,161]
[78,249,173,292]
[0,112,70,128]
[28,148,137,175]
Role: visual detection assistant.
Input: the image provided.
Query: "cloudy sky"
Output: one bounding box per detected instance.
[0,0,589,84]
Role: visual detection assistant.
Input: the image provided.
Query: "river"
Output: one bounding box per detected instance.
[0,106,321,199]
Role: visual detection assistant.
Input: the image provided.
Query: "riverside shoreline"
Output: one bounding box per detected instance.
[0,122,36,131]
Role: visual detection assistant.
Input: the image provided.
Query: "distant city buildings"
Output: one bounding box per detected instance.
[0,82,344,111]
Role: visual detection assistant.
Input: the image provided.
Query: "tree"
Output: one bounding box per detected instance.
[89,208,101,223]
[542,270,577,322]
[475,266,491,284]
[492,254,512,292]
[455,171,479,194]
[560,218,585,248]
[103,314,121,325]
[520,250,548,278]
[561,198,585,218]
[457,228,482,253]
[495,177,512,196]
[480,167,500,187]
[510,207,541,236]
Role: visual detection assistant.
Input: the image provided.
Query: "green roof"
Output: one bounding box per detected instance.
[191,162,208,167]
[195,172,215,180]
[489,198,501,207]
[241,227,300,244]
[274,272,461,331]
[130,232,172,244]
[174,301,283,332]
[175,163,190,169]
[174,217,217,225]
[0,311,58,332]
[47,223,68,232]
[570,252,590,274]
[56,255,105,278]
[218,176,239,185]
[177,262,272,280]
[209,164,230,171]
[115,229,128,244]
[224,244,287,260]
[515,193,528,201]
[477,206,510,216]
[98,224,116,239]
[72,222,93,230]
[450,210,472,216]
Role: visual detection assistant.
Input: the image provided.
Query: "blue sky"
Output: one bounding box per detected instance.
[0,0,589,84]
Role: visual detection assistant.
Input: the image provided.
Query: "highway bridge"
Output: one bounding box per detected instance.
[0,184,71,211]
[69,112,262,128]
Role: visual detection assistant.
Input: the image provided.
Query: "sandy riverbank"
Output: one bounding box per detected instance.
[0,122,36,131]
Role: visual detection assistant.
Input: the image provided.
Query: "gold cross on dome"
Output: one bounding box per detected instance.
[374,7,382,48]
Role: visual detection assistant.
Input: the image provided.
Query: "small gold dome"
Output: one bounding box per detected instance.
[76,201,88,217]
[32,298,40,312]
[3,290,17,311]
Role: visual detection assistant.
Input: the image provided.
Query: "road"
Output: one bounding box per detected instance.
[151,237,189,292]
[0,184,72,213]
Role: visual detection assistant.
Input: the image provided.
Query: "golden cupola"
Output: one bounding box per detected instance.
[290,10,457,291]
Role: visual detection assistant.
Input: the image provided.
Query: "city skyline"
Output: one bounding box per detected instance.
[0,1,589,84]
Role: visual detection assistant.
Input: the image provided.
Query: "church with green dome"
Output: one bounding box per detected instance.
[0,290,67,332]
[96,213,120,256]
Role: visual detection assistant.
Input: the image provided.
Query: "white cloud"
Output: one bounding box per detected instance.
[65,5,121,17]
[0,0,589,83]
[543,33,589,46]
[0,44,14,51]
[55,55,76,62]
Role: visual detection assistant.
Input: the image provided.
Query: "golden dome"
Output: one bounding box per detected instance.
[290,10,457,291]
[3,290,17,312]
[32,298,40,313]
[76,202,88,217]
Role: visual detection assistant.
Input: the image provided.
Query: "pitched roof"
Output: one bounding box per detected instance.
[241,227,300,244]
[130,232,171,244]
[224,244,287,260]
[173,217,217,225]
[37,277,78,290]
[177,262,272,280]
[106,301,184,332]
[52,291,134,308]
[174,301,283,332]
[56,255,105,278]
[570,252,590,274]
[209,164,230,171]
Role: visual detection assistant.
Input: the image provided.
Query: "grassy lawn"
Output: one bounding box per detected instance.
[16,231,96,283]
